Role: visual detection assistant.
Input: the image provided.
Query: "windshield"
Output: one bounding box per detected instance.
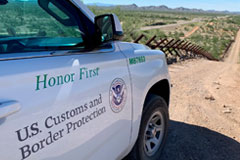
[0,0,85,53]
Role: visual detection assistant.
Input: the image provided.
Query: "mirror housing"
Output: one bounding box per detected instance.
[95,14,124,43]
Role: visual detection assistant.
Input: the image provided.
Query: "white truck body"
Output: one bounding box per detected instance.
[0,1,170,160]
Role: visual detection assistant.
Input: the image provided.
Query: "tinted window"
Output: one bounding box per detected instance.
[0,0,85,54]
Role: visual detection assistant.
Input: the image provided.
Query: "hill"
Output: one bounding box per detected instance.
[87,3,240,15]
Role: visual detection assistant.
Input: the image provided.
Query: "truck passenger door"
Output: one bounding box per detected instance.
[0,0,132,159]
[0,42,132,160]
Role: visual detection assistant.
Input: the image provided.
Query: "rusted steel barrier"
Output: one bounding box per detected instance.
[134,34,219,64]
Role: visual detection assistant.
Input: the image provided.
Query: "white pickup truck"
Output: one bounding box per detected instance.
[0,0,170,160]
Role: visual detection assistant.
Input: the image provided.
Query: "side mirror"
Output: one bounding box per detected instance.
[95,14,124,43]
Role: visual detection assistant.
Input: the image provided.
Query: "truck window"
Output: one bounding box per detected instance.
[0,0,85,54]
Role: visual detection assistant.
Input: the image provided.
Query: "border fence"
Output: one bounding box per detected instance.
[134,34,219,64]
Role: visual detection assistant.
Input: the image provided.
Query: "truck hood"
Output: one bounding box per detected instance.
[130,43,151,51]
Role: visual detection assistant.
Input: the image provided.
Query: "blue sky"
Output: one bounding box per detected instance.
[83,0,240,12]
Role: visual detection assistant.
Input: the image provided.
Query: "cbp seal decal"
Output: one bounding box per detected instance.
[110,78,127,113]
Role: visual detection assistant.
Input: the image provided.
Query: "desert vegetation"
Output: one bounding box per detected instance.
[186,16,240,58]
[1,1,239,59]
[0,2,81,37]
[90,6,240,59]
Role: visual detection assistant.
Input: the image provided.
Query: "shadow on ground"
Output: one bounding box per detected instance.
[161,120,240,160]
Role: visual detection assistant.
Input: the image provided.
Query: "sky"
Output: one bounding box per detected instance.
[83,0,240,12]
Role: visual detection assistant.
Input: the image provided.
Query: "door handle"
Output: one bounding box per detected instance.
[0,101,21,119]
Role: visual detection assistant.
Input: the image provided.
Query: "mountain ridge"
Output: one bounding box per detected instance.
[87,2,115,7]
[87,3,240,15]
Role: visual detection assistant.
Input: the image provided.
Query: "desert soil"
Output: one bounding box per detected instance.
[184,26,200,38]
[141,18,202,31]
[161,29,240,160]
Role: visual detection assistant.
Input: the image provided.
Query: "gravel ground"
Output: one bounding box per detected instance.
[161,30,240,160]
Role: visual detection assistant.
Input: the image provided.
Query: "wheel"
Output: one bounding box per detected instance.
[127,95,169,160]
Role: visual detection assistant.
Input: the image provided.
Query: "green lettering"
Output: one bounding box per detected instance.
[70,73,75,82]
[129,56,146,65]
[36,74,48,91]
[129,58,132,65]
[96,68,100,76]
[85,69,89,78]
[48,77,56,87]
[134,58,137,64]
[57,75,64,85]
[89,70,93,78]
[79,67,100,80]
[79,68,85,80]
[141,56,146,62]
[129,58,135,65]
[138,58,141,63]
[64,74,71,83]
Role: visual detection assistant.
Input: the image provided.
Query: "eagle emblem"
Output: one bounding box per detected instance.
[110,78,127,113]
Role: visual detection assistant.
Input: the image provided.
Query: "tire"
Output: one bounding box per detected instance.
[126,95,169,160]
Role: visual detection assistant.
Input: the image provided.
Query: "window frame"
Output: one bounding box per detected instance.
[0,42,115,61]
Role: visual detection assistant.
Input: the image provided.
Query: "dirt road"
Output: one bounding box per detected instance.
[184,26,200,38]
[161,30,240,160]
[141,18,202,31]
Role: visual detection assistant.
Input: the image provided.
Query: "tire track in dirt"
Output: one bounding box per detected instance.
[226,30,240,64]
[184,26,200,38]
[160,30,240,160]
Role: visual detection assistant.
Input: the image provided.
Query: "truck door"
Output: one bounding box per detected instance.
[0,42,132,160]
[0,0,132,159]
